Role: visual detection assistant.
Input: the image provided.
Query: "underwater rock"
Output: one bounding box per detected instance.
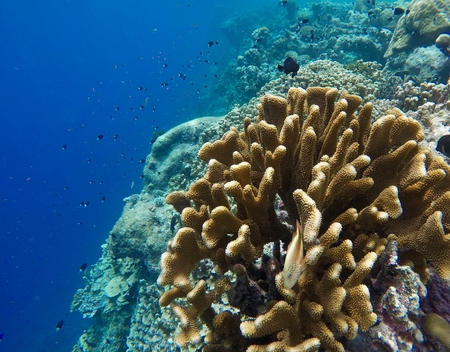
[436,33,450,57]
[144,116,222,193]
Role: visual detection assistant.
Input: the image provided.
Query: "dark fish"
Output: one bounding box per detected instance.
[436,135,450,157]
[64,186,70,190]
[208,41,214,47]
[0,333,3,341]
[301,19,309,24]
[393,7,405,15]
[101,196,106,202]
[115,107,120,111]
[62,144,67,150]
[170,216,177,234]
[280,0,287,5]
[277,57,299,77]
[163,63,168,68]
[79,263,87,271]
[97,134,104,140]
[113,134,118,141]
[80,201,90,207]
[56,320,64,330]
[137,86,144,90]
[87,159,92,163]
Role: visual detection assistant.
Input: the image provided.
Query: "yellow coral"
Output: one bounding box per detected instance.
[422,313,450,350]
[159,87,450,351]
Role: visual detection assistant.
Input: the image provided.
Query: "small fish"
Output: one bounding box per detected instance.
[170,216,177,234]
[0,332,4,341]
[115,107,120,111]
[393,7,405,15]
[436,135,450,157]
[137,86,144,90]
[277,57,299,77]
[163,63,168,68]
[56,320,64,330]
[97,134,104,140]
[101,196,106,202]
[282,220,307,289]
[208,41,214,47]
[113,134,118,141]
[79,263,87,271]
[61,144,67,150]
[301,19,309,24]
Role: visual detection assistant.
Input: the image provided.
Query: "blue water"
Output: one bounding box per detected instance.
[0,0,279,350]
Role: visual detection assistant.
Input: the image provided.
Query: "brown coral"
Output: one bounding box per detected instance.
[158,87,450,350]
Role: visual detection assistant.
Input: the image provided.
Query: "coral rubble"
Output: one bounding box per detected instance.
[159,87,450,351]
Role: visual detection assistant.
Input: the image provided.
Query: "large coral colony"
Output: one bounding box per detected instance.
[158,87,450,351]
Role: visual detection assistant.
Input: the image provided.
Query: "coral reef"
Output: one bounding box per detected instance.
[204,1,401,115]
[393,80,450,157]
[71,244,143,351]
[384,0,450,58]
[159,87,450,351]
[70,116,224,351]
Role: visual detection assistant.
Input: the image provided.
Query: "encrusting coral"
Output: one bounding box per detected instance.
[158,86,450,351]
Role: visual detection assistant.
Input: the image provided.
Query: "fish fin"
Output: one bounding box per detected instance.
[278,64,285,72]
[282,220,305,289]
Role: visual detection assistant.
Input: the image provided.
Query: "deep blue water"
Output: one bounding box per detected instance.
[0,0,278,350]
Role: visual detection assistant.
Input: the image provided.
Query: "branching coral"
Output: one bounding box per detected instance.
[158,87,450,351]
